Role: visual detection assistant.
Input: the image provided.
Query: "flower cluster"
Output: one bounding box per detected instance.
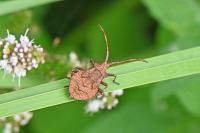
[0,112,33,133]
[85,89,124,113]
[68,52,124,114]
[0,29,45,86]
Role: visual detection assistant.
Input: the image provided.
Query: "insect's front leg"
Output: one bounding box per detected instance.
[107,73,120,85]
[75,66,86,71]
[71,67,86,76]
[101,81,108,89]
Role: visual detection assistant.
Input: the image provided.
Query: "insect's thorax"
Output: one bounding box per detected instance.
[88,62,108,81]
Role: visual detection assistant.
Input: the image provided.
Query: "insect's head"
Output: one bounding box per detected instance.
[95,61,109,71]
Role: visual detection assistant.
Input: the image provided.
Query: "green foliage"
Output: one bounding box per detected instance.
[144,0,200,118]
[0,0,60,16]
[1,47,200,117]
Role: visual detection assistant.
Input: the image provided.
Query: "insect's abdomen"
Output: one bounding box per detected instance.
[69,71,99,100]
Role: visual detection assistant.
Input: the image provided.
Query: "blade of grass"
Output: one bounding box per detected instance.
[0,72,47,88]
[1,47,200,117]
[0,0,61,16]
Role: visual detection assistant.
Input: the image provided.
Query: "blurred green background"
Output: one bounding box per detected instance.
[1,0,200,133]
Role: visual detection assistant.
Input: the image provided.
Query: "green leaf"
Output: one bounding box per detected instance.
[142,0,200,37]
[143,0,200,51]
[82,88,200,133]
[143,0,200,117]
[0,0,60,16]
[151,74,200,113]
[175,75,200,116]
[1,47,200,117]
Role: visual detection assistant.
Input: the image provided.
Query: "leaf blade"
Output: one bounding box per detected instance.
[0,0,60,16]
[1,47,200,117]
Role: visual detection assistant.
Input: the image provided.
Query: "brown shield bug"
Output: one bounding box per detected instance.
[67,25,147,101]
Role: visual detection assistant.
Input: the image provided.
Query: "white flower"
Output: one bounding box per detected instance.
[18,53,24,58]
[108,99,119,110]
[38,47,43,52]
[86,100,104,113]
[0,28,45,87]
[69,52,78,62]
[0,40,3,46]
[20,35,30,47]
[19,48,23,53]
[27,66,32,70]
[1,112,33,133]
[69,52,81,67]
[10,56,18,66]
[85,90,124,114]
[19,112,33,126]
[5,34,16,44]
[111,89,124,97]
[20,29,32,47]
[3,55,7,59]
[4,123,12,133]
[5,65,12,74]
[3,47,10,55]
[0,117,6,121]
[32,59,38,68]
[27,53,32,58]
[16,43,21,48]
[0,60,8,69]
[21,112,33,120]
[23,46,28,53]
[13,115,21,122]
[14,65,26,77]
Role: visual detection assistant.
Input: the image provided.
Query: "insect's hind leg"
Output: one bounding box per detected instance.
[90,58,95,67]
[96,88,104,96]
[101,81,108,89]
[64,77,70,88]
[66,76,70,79]
[64,85,69,88]
[72,67,85,73]
[107,73,120,85]
[71,67,86,76]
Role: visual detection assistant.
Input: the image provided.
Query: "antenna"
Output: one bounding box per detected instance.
[109,58,148,66]
[99,24,109,62]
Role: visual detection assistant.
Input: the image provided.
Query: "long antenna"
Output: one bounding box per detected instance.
[109,58,148,66]
[99,24,109,62]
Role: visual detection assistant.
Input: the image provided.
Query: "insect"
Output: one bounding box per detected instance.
[67,25,147,101]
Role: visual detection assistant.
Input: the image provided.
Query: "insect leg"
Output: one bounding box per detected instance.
[64,77,70,88]
[75,67,85,71]
[71,67,86,76]
[96,88,104,96]
[90,58,95,67]
[107,73,120,85]
[101,81,108,89]
[64,85,69,88]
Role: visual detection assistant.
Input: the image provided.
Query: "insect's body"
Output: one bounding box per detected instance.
[68,25,147,101]
[69,63,108,100]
